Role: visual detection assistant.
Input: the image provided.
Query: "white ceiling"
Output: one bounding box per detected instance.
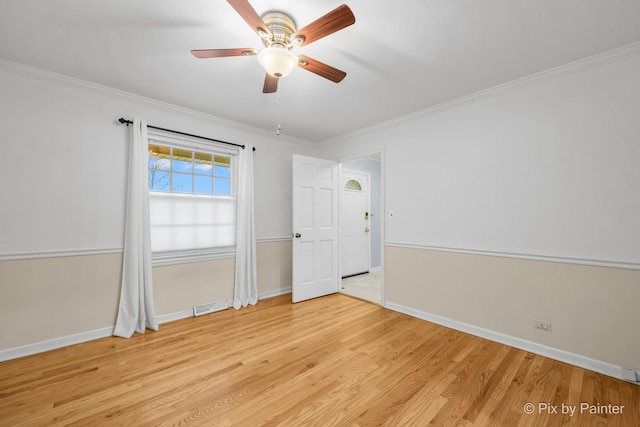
[1,0,640,143]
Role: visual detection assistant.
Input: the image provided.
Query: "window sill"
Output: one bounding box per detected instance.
[152,247,236,267]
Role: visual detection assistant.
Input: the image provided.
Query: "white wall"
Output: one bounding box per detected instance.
[322,55,640,266]
[319,52,640,373]
[0,62,312,353]
[0,64,312,257]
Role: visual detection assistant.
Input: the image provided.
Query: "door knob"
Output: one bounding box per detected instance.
[294,233,302,238]
[364,228,370,233]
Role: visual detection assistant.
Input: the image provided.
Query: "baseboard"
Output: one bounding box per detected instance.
[156,308,195,324]
[156,288,292,321]
[384,301,637,384]
[1,289,293,363]
[0,326,114,363]
[5,291,630,383]
[259,287,292,299]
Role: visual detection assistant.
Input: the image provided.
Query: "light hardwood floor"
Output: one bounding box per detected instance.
[1,294,638,426]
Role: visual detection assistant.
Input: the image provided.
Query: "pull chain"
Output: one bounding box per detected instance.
[275,96,282,136]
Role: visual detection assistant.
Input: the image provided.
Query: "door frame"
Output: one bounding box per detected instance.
[337,150,385,306]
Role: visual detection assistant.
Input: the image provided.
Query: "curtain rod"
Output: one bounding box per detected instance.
[117,118,255,151]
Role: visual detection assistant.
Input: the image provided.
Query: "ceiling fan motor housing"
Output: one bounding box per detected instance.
[261,12,300,48]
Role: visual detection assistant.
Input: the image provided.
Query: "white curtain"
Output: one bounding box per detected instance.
[233,143,258,309]
[114,118,159,338]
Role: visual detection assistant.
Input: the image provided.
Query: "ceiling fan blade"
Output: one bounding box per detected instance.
[291,5,355,46]
[191,48,257,58]
[263,74,278,93]
[297,55,346,83]
[227,0,271,38]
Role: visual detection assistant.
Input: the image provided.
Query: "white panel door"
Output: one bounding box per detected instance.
[340,169,370,277]
[292,155,339,303]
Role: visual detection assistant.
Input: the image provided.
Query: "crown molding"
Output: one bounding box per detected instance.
[319,41,640,147]
[0,58,314,147]
[4,40,640,149]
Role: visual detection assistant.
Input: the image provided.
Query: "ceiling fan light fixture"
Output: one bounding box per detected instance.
[258,46,298,78]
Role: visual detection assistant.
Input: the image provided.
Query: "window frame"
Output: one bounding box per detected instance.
[146,129,239,266]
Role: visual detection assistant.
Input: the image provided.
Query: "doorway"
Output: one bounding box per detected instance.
[341,169,370,277]
[339,156,382,304]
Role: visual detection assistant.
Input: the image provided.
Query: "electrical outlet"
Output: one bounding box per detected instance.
[621,368,639,382]
[533,319,552,332]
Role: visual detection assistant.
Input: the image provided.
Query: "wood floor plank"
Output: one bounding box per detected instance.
[1,293,638,426]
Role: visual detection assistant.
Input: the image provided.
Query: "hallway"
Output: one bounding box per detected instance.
[340,271,380,303]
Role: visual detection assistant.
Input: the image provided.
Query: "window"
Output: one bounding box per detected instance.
[147,144,231,195]
[146,133,238,265]
[344,179,362,191]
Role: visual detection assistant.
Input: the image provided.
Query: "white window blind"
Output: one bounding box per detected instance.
[149,193,236,252]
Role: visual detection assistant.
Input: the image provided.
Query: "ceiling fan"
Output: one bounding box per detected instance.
[191,0,355,93]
